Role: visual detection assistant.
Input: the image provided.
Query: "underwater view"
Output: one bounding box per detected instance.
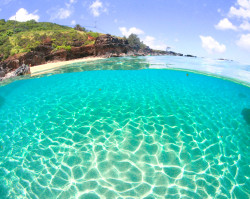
[0,56,249,199]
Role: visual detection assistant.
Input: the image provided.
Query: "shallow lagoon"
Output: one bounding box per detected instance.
[0,56,249,198]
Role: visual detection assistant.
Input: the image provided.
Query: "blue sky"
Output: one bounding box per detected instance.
[1,0,250,64]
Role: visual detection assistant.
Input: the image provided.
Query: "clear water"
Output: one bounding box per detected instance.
[146,56,250,84]
[0,56,249,199]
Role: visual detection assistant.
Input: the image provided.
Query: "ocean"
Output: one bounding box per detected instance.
[0,56,249,198]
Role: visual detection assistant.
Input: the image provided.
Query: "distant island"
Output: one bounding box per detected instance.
[0,19,194,80]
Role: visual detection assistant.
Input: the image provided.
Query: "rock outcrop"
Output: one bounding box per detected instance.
[0,45,95,79]
[166,51,183,56]
[185,54,197,58]
[94,34,132,57]
[0,64,30,81]
[13,64,30,76]
[0,34,184,80]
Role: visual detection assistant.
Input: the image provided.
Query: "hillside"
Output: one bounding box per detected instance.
[0,20,170,80]
[0,19,102,61]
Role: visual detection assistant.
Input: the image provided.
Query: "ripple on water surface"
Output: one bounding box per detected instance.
[0,67,250,198]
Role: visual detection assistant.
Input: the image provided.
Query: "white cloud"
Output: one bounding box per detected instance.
[57,8,71,19]
[143,36,155,45]
[119,27,144,37]
[236,33,250,50]
[89,0,107,17]
[229,0,250,19]
[200,36,226,54]
[9,8,39,22]
[49,8,72,20]
[238,0,250,8]
[239,21,250,30]
[143,36,167,51]
[119,27,167,50]
[0,8,2,12]
[66,0,77,8]
[48,0,76,20]
[215,18,237,30]
[71,20,76,25]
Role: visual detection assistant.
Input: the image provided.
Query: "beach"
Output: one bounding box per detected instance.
[30,56,104,76]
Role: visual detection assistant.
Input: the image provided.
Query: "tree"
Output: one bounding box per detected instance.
[139,41,147,50]
[74,24,86,32]
[27,19,37,24]
[166,47,171,52]
[127,34,148,50]
[0,19,5,25]
[127,34,141,48]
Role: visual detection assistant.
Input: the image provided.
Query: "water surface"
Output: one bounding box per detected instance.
[0,56,249,198]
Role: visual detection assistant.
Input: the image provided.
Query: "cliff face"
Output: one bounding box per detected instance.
[0,34,163,79]
[94,34,131,57]
[0,45,95,77]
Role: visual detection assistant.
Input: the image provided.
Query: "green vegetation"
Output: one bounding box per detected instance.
[73,24,101,38]
[127,34,147,49]
[53,45,72,51]
[84,40,95,45]
[0,20,99,61]
[74,24,86,32]
[87,32,101,38]
[0,19,71,33]
[0,19,149,61]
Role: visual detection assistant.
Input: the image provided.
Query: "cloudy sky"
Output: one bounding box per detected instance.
[1,0,250,64]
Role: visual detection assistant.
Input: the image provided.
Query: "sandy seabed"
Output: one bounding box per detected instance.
[30,57,104,76]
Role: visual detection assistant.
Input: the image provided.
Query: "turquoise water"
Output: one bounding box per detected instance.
[0,56,250,198]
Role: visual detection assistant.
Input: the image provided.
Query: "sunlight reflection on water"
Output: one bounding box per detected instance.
[146,56,250,83]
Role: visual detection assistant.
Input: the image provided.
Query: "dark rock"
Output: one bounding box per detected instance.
[71,41,85,47]
[32,45,53,54]
[68,45,95,59]
[1,57,21,74]
[0,64,30,81]
[165,51,183,56]
[241,108,250,124]
[48,49,68,61]
[0,71,5,77]
[176,53,183,56]
[95,34,132,57]
[185,54,197,58]
[218,58,233,61]
[13,64,30,76]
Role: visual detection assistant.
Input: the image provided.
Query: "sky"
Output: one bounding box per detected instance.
[1,0,250,64]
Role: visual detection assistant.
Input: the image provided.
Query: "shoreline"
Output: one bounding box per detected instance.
[1,55,249,89]
[30,56,104,76]
[29,56,250,87]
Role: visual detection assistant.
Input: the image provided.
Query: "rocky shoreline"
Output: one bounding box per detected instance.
[0,34,192,81]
